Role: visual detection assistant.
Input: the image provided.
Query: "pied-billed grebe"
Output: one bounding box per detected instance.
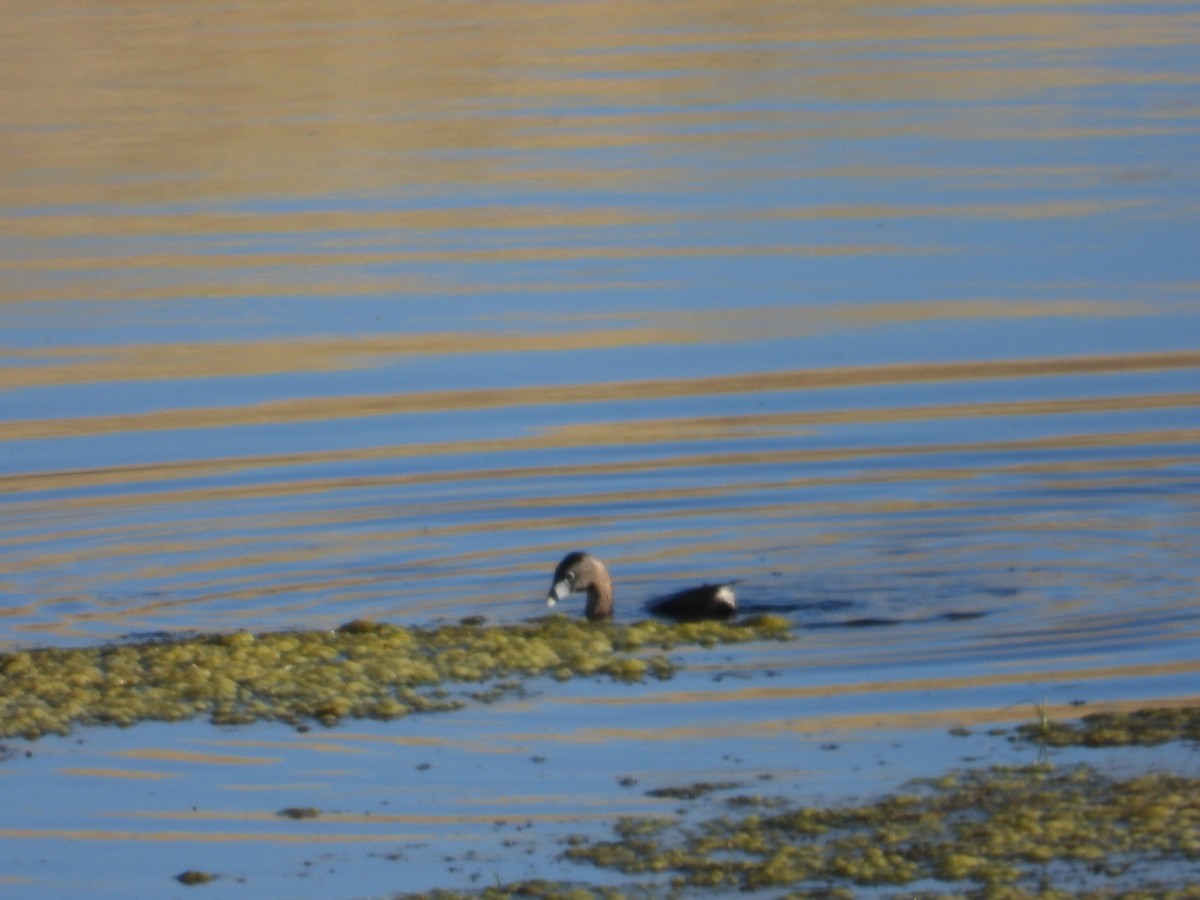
[545,551,737,622]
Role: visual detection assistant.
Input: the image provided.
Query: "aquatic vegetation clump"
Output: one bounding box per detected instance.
[0,614,792,741]
[1014,705,1200,748]
[644,781,740,801]
[558,763,1200,895]
[175,870,214,886]
[277,806,321,820]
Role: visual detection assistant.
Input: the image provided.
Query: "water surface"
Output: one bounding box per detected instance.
[1,0,1198,896]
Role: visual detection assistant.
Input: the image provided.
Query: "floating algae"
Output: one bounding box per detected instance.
[277,806,321,820]
[0,614,790,741]
[1013,706,1200,749]
[174,870,214,886]
[402,761,1200,899]
[644,781,741,801]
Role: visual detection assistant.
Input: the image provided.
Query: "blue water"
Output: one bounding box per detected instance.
[1,0,1198,896]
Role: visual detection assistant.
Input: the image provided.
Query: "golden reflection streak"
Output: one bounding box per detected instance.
[223,783,340,792]
[0,299,1140,388]
[58,768,176,780]
[208,735,526,756]
[3,276,661,306]
[120,810,621,825]
[518,694,1200,745]
[0,327,703,389]
[560,9,1200,55]
[0,241,918,275]
[0,199,1138,245]
[512,297,1139,327]
[3,427,1198,530]
[0,457,1194,613]
[0,459,1194,619]
[2,388,1195,506]
[112,749,277,765]
[2,0,1194,207]
[0,479,1186,601]
[551,659,1200,709]
[2,349,1198,444]
[0,828,434,844]
[546,391,1200,446]
[170,739,367,755]
[200,697,1200,759]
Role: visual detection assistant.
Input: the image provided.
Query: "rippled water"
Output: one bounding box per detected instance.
[2,0,1198,896]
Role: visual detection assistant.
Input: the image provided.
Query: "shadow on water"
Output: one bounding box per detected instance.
[801,608,992,629]
[678,596,999,628]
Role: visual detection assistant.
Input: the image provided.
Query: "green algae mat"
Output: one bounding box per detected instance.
[0,614,791,740]
[4,613,1198,898]
[1014,705,1200,749]
[390,706,1200,900]
[402,758,1200,900]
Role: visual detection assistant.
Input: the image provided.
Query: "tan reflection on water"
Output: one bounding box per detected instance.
[1,241,923,277]
[4,423,1198,519]
[120,809,616,825]
[0,828,432,844]
[3,1,1196,206]
[58,768,177,781]
[111,749,279,765]
[0,299,1140,388]
[0,199,1144,246]
[0,201,1158,307]
[3,349,1197,444]
[2,431,1195,564]
[209,735,528,756]
[2,386,1195,515]
[511,694,1200,745]
[3,400,1197,637]
[548,659,1200,711]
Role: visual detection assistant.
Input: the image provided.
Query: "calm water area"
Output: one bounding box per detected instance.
[1,1,1199,896]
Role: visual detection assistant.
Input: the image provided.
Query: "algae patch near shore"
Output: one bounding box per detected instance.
[1014,705,1200,749]
[394,707,1200,900]
[403,761,1200,899]
[0,614,791,741]
[563,764,1200,894]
